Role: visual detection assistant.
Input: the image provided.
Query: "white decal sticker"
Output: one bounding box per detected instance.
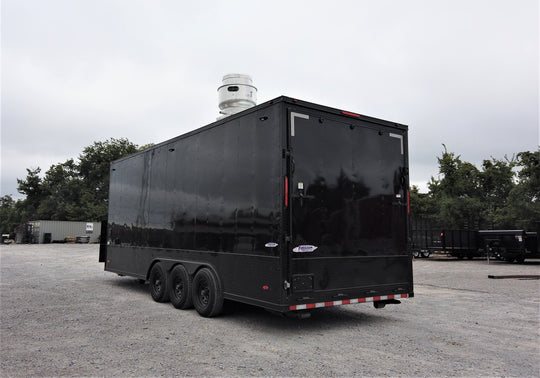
[293,245,318,253]
[265,242,279,248]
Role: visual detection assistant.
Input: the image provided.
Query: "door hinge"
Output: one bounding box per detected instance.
[282,149,291,158]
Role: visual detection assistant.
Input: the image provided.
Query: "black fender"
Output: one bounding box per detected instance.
[146,258,219,280]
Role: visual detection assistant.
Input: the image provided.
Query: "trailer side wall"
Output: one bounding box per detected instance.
[105,104,286,307]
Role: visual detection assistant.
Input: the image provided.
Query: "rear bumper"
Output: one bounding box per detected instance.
[289,293,411,311]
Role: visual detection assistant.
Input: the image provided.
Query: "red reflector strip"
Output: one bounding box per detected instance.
[407,190,410,214]
[289,294,409,311]
[341,110,360,118]
[284,176,289,207]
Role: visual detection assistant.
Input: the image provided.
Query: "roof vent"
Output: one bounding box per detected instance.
[217,74,257,119]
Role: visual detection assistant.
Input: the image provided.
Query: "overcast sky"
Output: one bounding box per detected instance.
[1,0,539,199]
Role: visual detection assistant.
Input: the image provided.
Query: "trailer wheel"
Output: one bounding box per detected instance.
[412,251,420,258]
[169,265,193,309]
[192,268,223,317]
[421,251,430,258]
[149,263,170,303]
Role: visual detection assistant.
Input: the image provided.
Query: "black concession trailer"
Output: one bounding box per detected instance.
[100,96,413,317]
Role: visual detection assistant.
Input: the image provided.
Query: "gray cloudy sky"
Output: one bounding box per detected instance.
[1,0,539,199]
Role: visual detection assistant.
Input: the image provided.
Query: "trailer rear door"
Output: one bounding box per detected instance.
[287,108,411,302]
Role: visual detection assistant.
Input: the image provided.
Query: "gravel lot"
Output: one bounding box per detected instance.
[1,244,539,377]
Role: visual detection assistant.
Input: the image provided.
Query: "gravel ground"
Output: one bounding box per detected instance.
[1,244,539,377]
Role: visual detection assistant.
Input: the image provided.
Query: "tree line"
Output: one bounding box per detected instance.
[1,139,538,235]
[0,138,142,235]
[410,145,539,231]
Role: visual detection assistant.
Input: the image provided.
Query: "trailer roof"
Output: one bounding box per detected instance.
[112,96,408,164]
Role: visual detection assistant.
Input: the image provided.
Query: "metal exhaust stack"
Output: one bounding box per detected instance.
[217,74,257,120]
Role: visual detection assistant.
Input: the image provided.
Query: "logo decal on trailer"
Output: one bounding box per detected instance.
[293,245,318,253]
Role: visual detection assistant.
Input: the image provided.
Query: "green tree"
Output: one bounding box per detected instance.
[427,145,484,229]
[14,138,140,224]
[495,149,540,230]
[16,167,45,221]
[0,195,23,235]
[409,185,437,221]
[480,156,516,228]
[77,138,139,221]
[415,147,538,231]
[37,159,82,220]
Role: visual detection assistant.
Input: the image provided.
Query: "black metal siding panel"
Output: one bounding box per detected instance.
[106,104,285,306]
[286,103,412,301]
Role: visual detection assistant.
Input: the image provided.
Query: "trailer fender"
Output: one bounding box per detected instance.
[148,258,218,279]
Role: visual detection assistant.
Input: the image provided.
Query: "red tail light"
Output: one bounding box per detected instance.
[284,176,289,208]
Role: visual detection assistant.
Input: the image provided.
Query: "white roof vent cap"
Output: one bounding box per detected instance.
[217,73,257,119]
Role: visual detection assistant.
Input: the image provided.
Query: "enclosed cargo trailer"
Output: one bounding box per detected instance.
[100,96,413,317]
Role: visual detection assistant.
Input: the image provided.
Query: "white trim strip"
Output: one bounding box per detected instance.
[389,133,404,155]
[290,112,309,136]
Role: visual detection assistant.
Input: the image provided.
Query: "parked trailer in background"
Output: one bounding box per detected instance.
[410,229,440,258]
[411,228,479,259]
[440,230,479,259]
[100,96,414,317]
[411,226,538,263]
[478,230,536,263]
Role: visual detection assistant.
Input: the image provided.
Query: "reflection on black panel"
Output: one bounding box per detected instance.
[109,108,282,256]
[291,115,407,257]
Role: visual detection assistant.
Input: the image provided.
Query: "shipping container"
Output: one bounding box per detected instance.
[15,220,100,244]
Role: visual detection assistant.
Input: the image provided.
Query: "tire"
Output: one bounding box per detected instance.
[149,262,170,303]
[421,251,430,258]
[169,265,193,309]
[412,250,420,258]
[192,268,224,317]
